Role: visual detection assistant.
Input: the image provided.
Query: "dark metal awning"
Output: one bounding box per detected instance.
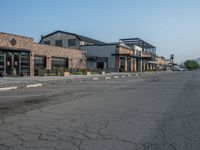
[141,56,156,61]
[87,56,108,62]
[131,55,142,59]
[112,53,130,57]
[0,46,30,52]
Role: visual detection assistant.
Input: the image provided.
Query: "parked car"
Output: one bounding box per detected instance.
[172,66,185,71]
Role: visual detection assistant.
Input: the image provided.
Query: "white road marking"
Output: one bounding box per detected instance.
[26,84,43,88]
[114,76,120,79]
[0,86,18,91]
[92,78,99,80]
[105,77,111,79]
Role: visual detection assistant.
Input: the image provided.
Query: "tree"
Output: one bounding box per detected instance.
[184,60,199,70]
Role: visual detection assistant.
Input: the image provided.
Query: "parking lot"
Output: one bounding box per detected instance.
[0,72,200,150]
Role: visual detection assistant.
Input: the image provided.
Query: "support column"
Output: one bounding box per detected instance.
[46,55,51,70]
[140,59,143,72]
[29,52,34,77]
[150,64,153,70]
[115,56,120,72]
[124,57,128,72]
[133,58,137,72]
[142,61,145,71]
[146,62,149,70]
[131,58,134,72]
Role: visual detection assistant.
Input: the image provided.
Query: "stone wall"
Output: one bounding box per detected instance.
[0,32,85,76]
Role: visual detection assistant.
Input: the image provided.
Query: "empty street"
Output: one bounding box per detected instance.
[0,72,200,150]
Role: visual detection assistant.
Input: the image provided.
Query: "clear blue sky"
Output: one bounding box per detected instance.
[1,0,200,63]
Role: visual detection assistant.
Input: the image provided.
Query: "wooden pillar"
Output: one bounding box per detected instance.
[130,58,134,72]
[140,59,143,72]
[115,56,120,72]
[124,57,128,72]
[133,58,137,72]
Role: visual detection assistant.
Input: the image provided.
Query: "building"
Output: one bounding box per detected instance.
[81,38,156,72]
[39,30,106,50]
[39,30,173,73]
[80,41,143,72]
[155,56,171,71]
[195,58,200,65]
[0,32,85,77]
[120,38,157,71]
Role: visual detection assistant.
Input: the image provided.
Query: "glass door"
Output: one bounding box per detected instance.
[13,53,20,76]
[5,52,20,76]
[0,51,4,76]
[6,52,12,76]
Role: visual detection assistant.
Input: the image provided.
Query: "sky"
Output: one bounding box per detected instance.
[1,0,200,63]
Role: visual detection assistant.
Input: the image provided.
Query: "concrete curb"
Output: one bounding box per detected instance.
[0,72,158,91]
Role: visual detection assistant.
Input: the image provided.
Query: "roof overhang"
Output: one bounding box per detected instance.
[0,46,30,52]
[112,53,130,57]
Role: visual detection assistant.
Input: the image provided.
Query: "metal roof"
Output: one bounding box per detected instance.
[39,30,106,45]
[120,38,156,49]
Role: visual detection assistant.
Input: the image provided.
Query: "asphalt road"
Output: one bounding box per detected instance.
[0,72,200,150]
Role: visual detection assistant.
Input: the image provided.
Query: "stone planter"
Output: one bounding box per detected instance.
[86,71,91,75]
[101,71,106,75]
[64,72,70,77]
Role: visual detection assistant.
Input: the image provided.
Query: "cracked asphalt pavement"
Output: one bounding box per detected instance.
[0,72,200,150]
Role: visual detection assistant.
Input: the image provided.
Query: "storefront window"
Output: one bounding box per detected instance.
[20,52,30,76]
[34,56,46,76]
[52,57,68,69]
[0,51,4,74]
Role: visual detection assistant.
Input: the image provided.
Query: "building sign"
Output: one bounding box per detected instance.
[10,38,17,46]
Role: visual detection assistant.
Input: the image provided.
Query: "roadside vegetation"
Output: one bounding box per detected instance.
[184,60,199,70]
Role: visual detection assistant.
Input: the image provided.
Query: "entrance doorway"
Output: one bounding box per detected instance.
[97,62,104,69]
[6,52,20,76]
[0,50,30,76]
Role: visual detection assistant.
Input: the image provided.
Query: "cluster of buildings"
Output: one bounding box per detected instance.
[0,30,171,77]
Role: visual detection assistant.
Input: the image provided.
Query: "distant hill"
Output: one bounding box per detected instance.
[194,58,200,65]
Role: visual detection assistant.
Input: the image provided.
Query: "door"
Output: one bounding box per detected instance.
[97,62,104,69]
[13,52,20,75]
[6,52,20,76]
[6,52,12,75]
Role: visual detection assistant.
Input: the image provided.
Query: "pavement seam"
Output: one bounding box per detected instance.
[0,86,18,91]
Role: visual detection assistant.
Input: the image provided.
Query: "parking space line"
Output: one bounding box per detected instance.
[26,84,43,88]
[0,86,18,91]
[92,78,99,80]
[105,77,111,79]
[114,76,120,79]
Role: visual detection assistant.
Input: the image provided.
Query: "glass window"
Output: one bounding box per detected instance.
[68,39,76,47]
[136,50,141,56]
[21,52,30,75]
[55,40,63,47]
[43,41,50,45]
[52,57,68,69]
[34,56,46,69]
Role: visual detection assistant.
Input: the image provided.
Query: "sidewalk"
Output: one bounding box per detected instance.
[0,72,156,91]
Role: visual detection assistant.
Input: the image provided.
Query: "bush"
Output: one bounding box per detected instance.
[184,60,199,70]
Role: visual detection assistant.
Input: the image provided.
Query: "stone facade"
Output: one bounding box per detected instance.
[0,32,86,76]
